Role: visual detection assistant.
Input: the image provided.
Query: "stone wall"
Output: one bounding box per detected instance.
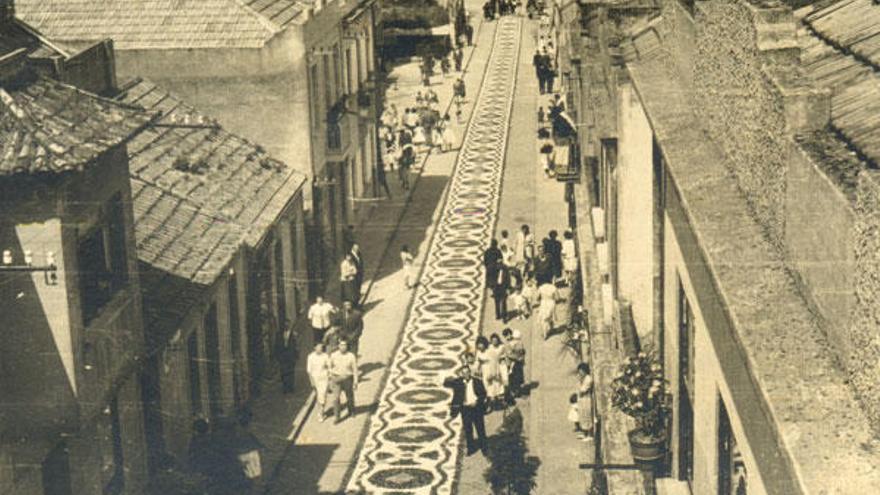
[691,0,790,249]
[658,0,696,96]
[849,170,880,428]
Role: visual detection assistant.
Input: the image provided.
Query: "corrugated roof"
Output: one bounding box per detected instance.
[800,0,880,166]
[17,0,307,50]
[0,77,152,177]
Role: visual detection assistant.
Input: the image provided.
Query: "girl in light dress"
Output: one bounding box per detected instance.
[576,362,594,439]
[537,281,557,340]
[441,115,456,152]
[400,245,416,289]
[413,124,427,152]
[489,333,510,408]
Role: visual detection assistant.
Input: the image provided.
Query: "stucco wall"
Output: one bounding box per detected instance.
[616,83,655,340]
[785,143,855,358]
[848,170,880,428]
[692,0,789,249]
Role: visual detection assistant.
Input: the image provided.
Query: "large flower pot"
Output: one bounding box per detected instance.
[628,429,667,465]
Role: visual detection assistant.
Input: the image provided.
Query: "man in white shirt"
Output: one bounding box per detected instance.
[307,342,331,422]
[443,365,488,455]
[307,296,336,344]
[329,340,358,423]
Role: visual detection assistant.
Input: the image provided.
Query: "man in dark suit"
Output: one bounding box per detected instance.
[444,365,488,455]
[492,260,510,322]
[544,230,563,279]
[337,301,364,356]
[482,239,503,290]
[350,244,364,306]
[533,245,554,285]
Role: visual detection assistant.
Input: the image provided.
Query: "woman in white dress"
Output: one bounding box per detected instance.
[413,124,427,152]
[307,343,331,422]
[490,333,510,404]
[476,336,504,412]
[537,281,557,340]
[441,115,456,152]
[400,245,416,289]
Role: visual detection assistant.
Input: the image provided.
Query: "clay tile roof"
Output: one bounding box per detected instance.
[800,0,880,167]
[118,78,305,287]
[16,0,306,50]
[0,77,152,177]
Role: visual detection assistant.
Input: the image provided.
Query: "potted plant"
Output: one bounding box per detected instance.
[610,350,670,465]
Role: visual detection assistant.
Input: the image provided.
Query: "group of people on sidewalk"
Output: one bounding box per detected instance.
[306,296,365,424]
[443,327,526,455]
[483,224,580,339]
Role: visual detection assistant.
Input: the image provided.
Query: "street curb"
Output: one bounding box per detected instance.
[261,14,490,495]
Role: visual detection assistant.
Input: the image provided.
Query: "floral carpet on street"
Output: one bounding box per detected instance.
[346,16,522,495]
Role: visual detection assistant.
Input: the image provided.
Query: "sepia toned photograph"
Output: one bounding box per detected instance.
[0,0,877,493]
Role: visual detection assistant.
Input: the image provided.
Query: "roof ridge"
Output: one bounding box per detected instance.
[230,0,286,33]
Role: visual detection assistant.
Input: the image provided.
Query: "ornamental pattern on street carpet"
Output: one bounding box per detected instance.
[347,17,522,495]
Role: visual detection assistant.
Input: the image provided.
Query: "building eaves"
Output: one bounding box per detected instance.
[16,0,292,50]
[623,36,880,495]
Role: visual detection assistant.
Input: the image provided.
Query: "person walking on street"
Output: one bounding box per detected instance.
[340,254,359,304]
[533,245,554,286]
[504,328,526,397]
[275,324,298,394]
[441,114,457,152]
[514,224,535,273]
[453,77,467,106]
[443,364,488,455]
[307,342,331,422]
[308,296,336,344]
[544,230,563,279]
[401,245,417,289]
[399,145,415,190]
[576,362,594,438]
[537,279,557,340]
[350,243,365,304]
[533,49,546,94]
[329,340,358,423]
[338,301,364,356]
[454,47,464,72]
[482,239,503,290]
[492,260,510,322]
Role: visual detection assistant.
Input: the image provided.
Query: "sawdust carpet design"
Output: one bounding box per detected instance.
[347,16,522,495]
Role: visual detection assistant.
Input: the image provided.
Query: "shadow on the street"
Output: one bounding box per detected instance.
[483,407,541,494]
[267,443,339,494]
[367,174,452,287]
[358,361,385,378]
[351,401,379,417]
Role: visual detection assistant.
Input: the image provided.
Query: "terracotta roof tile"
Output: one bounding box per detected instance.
[17,0,305,50]
[799,2,880,167]
[0,77,152,177]
[118,78,305,289]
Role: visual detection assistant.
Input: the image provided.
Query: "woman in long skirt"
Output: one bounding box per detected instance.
[537,281,557,340]
[400,245,416,289]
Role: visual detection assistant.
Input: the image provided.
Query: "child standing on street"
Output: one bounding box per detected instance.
[568,393,585,438]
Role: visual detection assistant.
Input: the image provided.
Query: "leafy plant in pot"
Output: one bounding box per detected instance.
[610,350,671,465]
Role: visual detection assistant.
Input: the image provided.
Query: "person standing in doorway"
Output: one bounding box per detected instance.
[329,339,358,423]
[443,364,488,455]
[307,296,336,344]
[275,324,298,394]
[307,342,331,422]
